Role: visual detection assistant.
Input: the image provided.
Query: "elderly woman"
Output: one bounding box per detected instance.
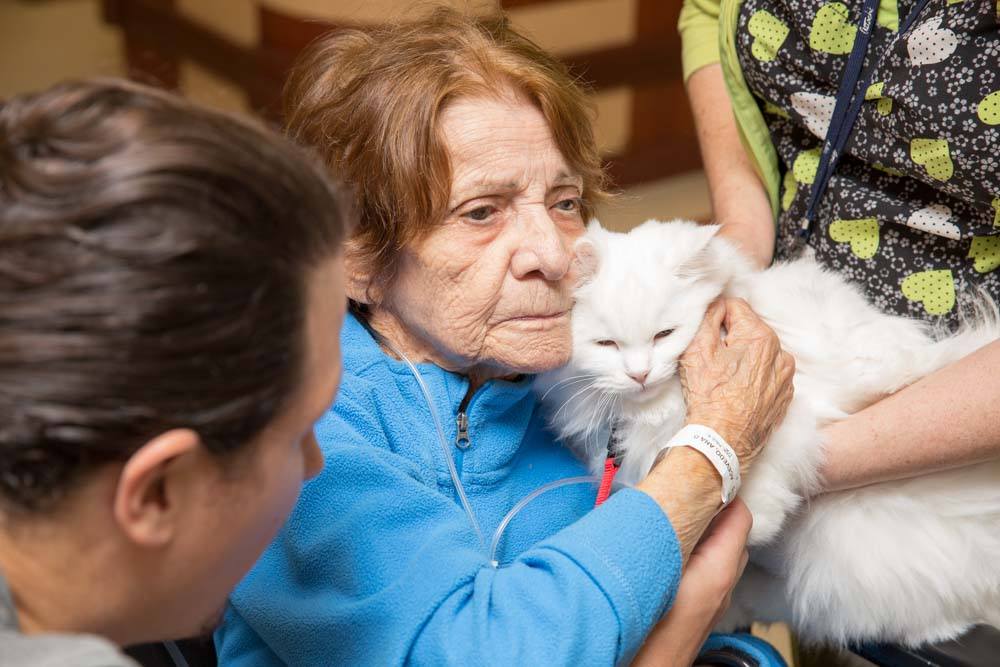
[216,10,794,666]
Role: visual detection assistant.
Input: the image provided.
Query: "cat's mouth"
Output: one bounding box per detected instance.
[623,380,668,403]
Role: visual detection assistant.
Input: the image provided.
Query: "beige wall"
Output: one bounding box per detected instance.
[0,0,124,98]
[0,1,633,155]
[176,0,637,154]
[0,0,710,226]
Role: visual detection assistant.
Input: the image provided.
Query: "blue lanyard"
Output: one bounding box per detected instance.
[797,0,934,243]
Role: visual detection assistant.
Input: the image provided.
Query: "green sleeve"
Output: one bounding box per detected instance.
[679,0,724,81]
[679,0,782,222]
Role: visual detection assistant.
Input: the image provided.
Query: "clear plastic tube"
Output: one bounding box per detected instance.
[488,475,598,567]
[360,317,605,567]
[380,337,488,553]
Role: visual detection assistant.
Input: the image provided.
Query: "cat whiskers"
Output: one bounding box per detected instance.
[551,379,600,423]
[539,374,595,402]
[584,392,613,441]
[587,393,622,455]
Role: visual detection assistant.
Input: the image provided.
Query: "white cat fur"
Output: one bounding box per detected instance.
[538,219,1000,647]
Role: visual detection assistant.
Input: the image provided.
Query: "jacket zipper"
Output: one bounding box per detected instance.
[454,387,477,450]
[455,411,471,450]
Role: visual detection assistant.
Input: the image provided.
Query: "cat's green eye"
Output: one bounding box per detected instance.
[596,339,618,348]
[654,329,675,341]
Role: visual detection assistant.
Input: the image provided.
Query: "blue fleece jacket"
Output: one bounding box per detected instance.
[215,315,775,666]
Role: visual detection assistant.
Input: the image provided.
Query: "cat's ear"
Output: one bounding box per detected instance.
[676,224,728,282]
[572,237,600,286]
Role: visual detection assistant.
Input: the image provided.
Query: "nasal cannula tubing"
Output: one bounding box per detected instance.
[362,318,601,567]
[397,338,601,567]
[487,475,596,567]
[378,333,489,553]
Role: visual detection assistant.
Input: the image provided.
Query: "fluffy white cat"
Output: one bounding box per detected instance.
[538,219,1000,647]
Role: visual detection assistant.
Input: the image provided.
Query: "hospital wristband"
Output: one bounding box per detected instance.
[660,424,741,505]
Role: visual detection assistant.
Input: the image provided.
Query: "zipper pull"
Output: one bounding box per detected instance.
[455,411,471,450]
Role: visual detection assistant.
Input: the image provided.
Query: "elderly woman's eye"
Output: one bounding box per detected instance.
[595,339,618,348]
[463,206,496,223]
[654,329,675,341]
[553,198,581,212]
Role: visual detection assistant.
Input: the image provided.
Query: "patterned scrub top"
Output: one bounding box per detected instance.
[735,0,1000,324]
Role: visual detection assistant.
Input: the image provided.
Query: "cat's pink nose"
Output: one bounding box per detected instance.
[628,370,649,386]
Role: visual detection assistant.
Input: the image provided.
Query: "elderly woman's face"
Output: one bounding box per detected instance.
[380,93,585,377]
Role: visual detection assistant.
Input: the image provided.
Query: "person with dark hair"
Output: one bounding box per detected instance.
[0,78,351,665]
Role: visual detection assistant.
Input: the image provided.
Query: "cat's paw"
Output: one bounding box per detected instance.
[740,485,799,546]
[747,506,786,545]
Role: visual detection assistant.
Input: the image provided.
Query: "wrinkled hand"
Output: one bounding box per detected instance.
[679,298,794,473]
[631,500,753,667]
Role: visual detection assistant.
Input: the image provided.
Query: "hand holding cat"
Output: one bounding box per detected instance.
[678,298,795,474]
[630,299,786,660]
[631,499,753,667]
[636,299,793,562]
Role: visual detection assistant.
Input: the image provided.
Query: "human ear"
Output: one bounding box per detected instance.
[112,428,202,548]
[343,238,383,305]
